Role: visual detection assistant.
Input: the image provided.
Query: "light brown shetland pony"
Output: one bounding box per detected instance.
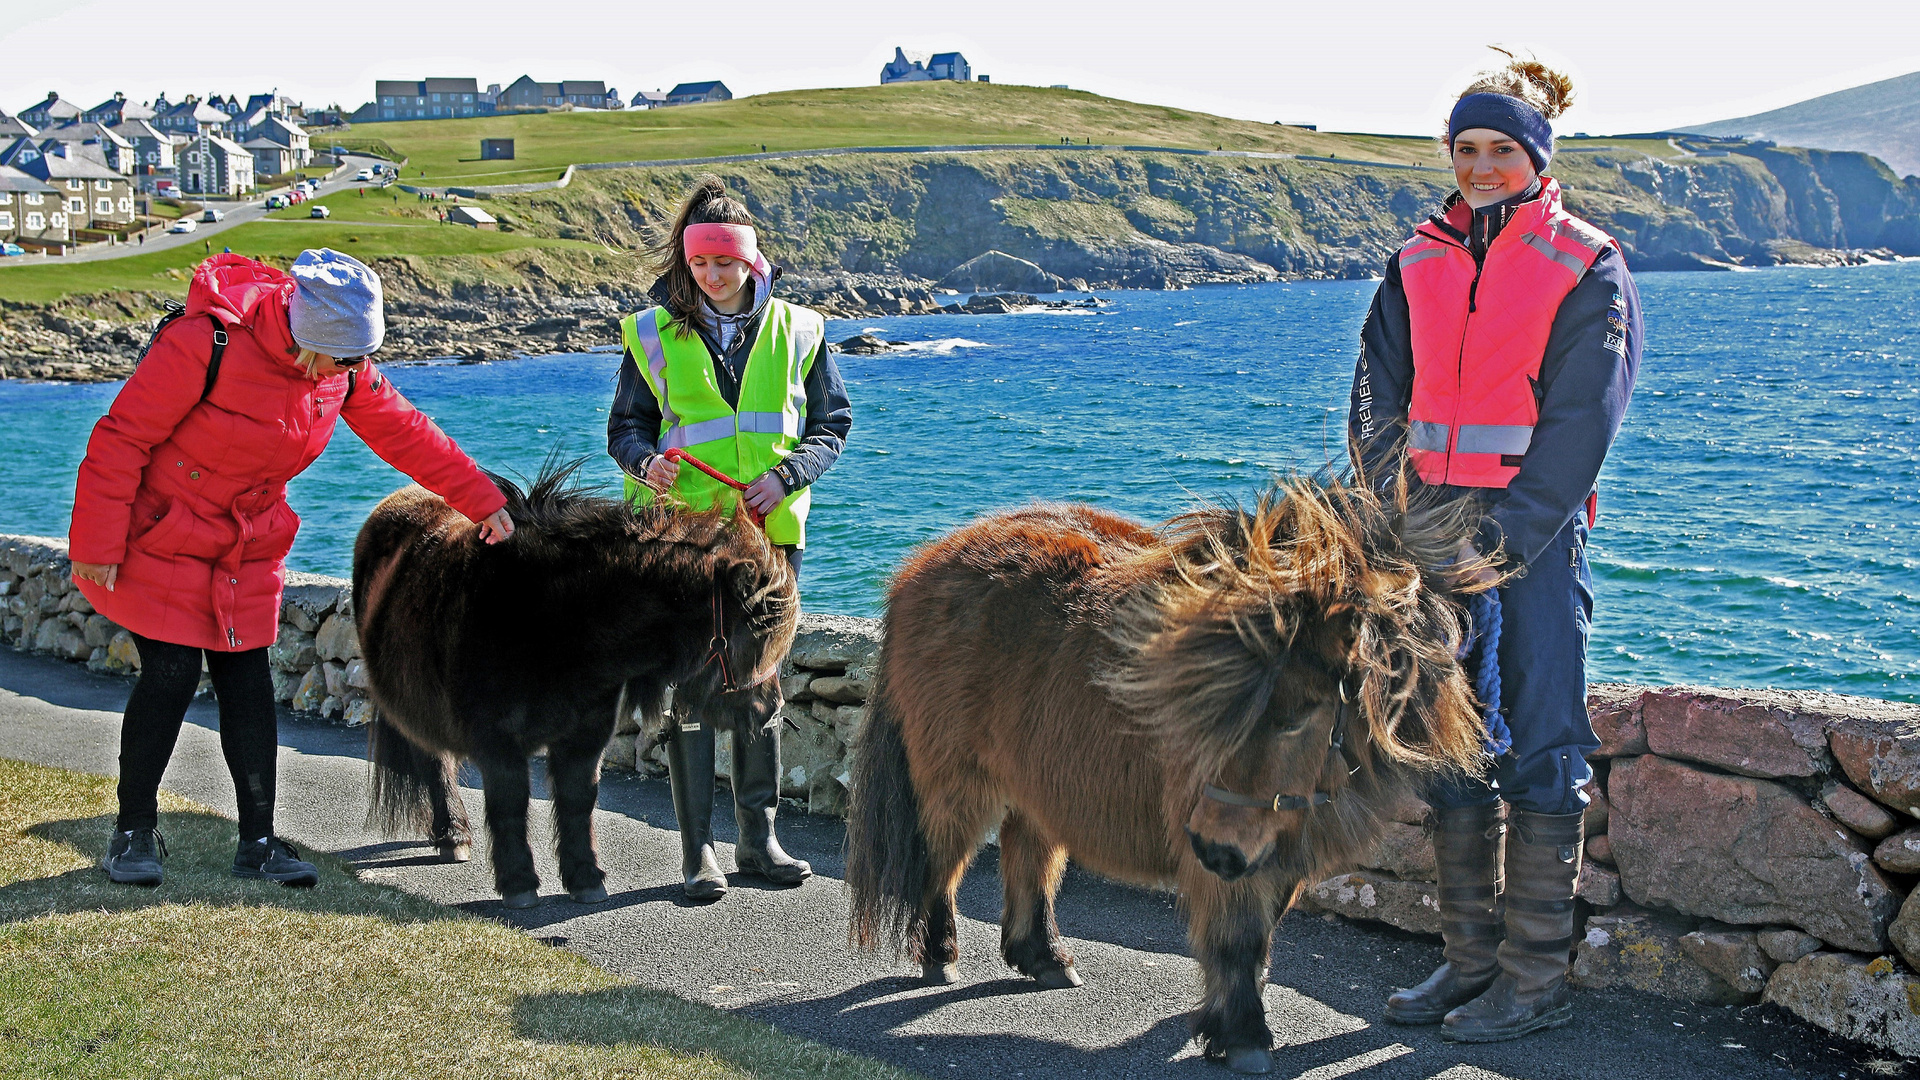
[845,469,1494,1075]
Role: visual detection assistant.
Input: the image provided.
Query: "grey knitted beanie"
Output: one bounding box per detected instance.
[287,248,385,356]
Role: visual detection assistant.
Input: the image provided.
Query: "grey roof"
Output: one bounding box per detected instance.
[422,78,478,95]
[0,112,39,139]
[205,133,250,155]
[632,90,666,102]
[15,143,124,181]
[163,101,231,123]
[930,52,966,65]
[109,119,170,144]
[0,163,56,193]
[560,81,607,97]
[48,122,132,148]
[375,80,421,98]
[22,96,82,121]
[668,81,729,96]
[447,205,496,224]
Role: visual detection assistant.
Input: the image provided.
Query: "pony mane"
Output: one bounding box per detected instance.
[1103,465,1493,782]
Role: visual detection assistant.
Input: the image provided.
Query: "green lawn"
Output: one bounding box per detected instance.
[0,204,590,304]
[0,756,919,1080]
[355,82,1484,181]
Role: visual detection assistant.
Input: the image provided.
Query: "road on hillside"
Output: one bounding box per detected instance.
[0,154,384,267]
[0,647,1894,1080]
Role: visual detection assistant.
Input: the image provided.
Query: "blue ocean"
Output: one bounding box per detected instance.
[6,263,1917,701]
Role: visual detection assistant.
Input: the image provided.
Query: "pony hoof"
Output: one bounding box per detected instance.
[437,842,471,864]
[568,885,609,904]
[922,962,961,985]
[1031,964,1084,989]
[1222,1047,1272,1075]
[500,890,541,909]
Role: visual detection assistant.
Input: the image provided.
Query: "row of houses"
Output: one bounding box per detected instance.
[350,76,730,123]
[10,91,311,196]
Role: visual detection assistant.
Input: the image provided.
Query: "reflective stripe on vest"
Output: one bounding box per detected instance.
[619,300,822,546]
[1400,177,1615,488]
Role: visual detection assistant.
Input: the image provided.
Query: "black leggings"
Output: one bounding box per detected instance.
[115,633,280,841]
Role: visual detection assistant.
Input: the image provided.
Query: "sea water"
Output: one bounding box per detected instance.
[5,262,1916,701]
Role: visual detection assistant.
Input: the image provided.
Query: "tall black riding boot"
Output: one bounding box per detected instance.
[730,717,811,885]
[1385,802,1506,1024]
[1443,808,1584,1042]
[665,720,728,901]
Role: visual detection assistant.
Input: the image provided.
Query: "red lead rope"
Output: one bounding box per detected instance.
[662,448,764,527]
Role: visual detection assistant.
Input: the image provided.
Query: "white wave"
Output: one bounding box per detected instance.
[891,338,991,354]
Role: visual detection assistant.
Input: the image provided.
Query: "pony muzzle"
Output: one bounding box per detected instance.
[1187,827,1273,882]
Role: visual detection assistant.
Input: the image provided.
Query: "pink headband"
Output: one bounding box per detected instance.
[683,223,770,278]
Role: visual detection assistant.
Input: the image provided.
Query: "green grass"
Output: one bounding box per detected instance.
[357,82,1472,181]
[0,756,920,1080]
[0,200,593,304]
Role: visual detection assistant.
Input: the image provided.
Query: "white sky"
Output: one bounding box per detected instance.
[4,0,1918,136]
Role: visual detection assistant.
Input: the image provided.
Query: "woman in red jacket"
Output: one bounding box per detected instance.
[70,249,514,888]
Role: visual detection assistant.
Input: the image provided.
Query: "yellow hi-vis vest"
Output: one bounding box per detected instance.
[619,300,823,547]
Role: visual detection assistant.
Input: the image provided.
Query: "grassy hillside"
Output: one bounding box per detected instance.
[1690,71,1920,179]
[344,82,1451,183]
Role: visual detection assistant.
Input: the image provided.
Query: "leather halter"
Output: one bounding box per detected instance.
[1201,679,1353,813]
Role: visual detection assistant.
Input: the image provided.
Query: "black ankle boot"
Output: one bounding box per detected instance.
[1443,808,1584,1042]
[666,719,728,901]
[730,716,811,886]
[232,836,319,887]
[1385,802,1506,1024]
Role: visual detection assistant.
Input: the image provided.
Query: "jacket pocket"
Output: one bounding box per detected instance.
[254,501,301,563]
[132,498,193,556]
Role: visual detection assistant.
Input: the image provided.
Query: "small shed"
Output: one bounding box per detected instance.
[447,205,497,229]
[480,138,514,160]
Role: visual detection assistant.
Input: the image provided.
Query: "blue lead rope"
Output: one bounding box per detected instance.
[1464,591,1512,757]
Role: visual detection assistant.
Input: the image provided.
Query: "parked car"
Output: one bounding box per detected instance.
[310,205,330,219]
[168,218,198,233]
[354,169,374,181]
[201,208,224,222]
[288,190,306,204]
[265,195,286,209]
[0,242,25,257]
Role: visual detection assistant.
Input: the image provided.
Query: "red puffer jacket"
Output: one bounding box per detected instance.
[69,255,505,651]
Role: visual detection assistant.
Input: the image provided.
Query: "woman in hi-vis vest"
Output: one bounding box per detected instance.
[1347,51,1641,1042]
[607,176,852,901]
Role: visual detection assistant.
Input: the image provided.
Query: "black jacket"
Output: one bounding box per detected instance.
[607,279,852,493]
[1348,188,1643,569]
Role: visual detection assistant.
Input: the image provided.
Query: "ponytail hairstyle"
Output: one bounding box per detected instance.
[1445,47,1576,160]
[649,174,755,337]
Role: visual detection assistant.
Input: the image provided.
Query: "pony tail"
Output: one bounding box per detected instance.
[845,673,931,956]
[1469,46,1575,120]
[648,173,757,335]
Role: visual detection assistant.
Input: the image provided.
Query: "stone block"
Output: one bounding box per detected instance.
[1608,754,1900,952]
[1876,829,1920,874]
[1572,911,1748,1004]
[808,701,866,746]
[1891,889,1920,973]
[603,733,637,772]
[713,729,732,782]
[808,674,872,705]
[1358,820,1436,880]
[43,572,71,597]
[343,659,369,690]
[342,698,377,728]
[1763,952,1920,1058]
[1677,924,1775,995]
[1584,784,1611,834]
[67,611,87,629]
[291,665,327,712]
[322,661,350,700]
[1827,698,1920,818]
[1588,683,1648,756]
[270,667,302,703]
[82,613,116,649]
[106,630,140,670]
[780,706,847,798]
[787,613,880,672]
[268,630,317,672]
[320,695,344,719]
[1587,833,1614,865]
[315,613,359,662]
[1824,781,1899,840]
[281,576,341,632]
[808,782,847,816]
[1641,686,1831,778]
[1577,862,1623,908]
[32,616,62,653]
[1302,873,1440,935]
[1757,928,1824,964]
[781,671,815,702]
[62,589,93,615]
[17,575,45,611]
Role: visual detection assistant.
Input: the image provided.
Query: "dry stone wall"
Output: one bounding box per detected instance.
[7,531,1920,1054]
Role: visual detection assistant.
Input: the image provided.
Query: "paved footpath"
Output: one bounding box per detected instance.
[0,647,1892,1080]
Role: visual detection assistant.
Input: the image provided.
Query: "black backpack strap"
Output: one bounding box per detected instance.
[203,316,227,400]
[134,300,187,367]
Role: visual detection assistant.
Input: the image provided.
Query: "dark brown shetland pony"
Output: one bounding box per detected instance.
[353,461,796,909]
[846,470,1493,1074]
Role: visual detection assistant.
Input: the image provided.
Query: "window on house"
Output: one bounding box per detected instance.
[68,179,84,190]
[382,97,393,106]
[69,198,85,213]
[96,179,111,191]
[51,212,66,227]
[25,193,43,205]
[27,213,44,229]
[0,211,12,229]
[0,193,9,204]
[147,151,159,163]
[119,197,132,212]
[383,109,394,119]
[464,94,473,102]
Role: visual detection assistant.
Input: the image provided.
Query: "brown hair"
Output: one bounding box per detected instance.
[1443,47,1576,154]
[648,174,755,337]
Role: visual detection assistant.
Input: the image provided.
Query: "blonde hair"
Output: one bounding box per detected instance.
[296,348,325,377]
[1459,47,1575,121]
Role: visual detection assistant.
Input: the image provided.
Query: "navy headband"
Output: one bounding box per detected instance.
[1448,92,1553,171]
